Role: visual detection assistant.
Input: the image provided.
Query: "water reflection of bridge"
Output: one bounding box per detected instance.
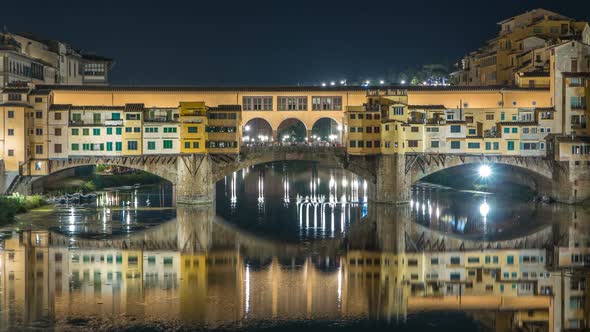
[2,203,590,331]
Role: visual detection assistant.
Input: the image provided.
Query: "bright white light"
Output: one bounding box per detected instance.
[365,80,371,85]
[244,125,250,131]
[479,165,492,178]
[480,201,490,217]
[340,80,346,85]
[379,80,385,84]
[321,82,327,87]
[330,81,336,86]
[337,125,342,131]
[400,80,406,84]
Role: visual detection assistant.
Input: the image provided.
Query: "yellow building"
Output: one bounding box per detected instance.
[122,103,144,155]
[179,102,207,154]
[206,105,241,154]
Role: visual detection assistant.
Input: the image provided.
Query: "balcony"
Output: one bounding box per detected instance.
[104,119,123,126]
[571,104,587,110]
[363,105,381,112]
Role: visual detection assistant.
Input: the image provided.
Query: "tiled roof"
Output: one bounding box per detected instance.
[0,102,33,108]
[518,71,550,77]
[408,104,446,110]
[29,89,52,95]
[124,103,145,112]
[49,104,72,111]
[70,105,125,111]
[497,121,538,126]
[562,72,590,78]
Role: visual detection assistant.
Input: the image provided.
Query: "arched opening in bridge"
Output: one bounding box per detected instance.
[277,118,307,143]
[242,118,273,143]
[311,118,342,145]
[31,165,175,207]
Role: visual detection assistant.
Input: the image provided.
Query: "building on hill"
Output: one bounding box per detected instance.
[452,8,590,87]
[0,31,113,92]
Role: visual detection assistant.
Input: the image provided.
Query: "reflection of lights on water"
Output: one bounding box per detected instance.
[337,267,342,308]
[245,265,250,316]
[480,200,490,218]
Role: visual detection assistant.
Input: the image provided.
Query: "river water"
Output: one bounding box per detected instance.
[0,161,589,331]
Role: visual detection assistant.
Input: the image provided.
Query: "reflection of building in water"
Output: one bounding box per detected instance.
[2,206,590,330]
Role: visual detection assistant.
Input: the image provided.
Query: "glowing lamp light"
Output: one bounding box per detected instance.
[478,165,492,178]
[379,80,385,84]
[400,80,406,84]
[479,201,490,218]
[244,125,251,132]
[337,125,343,131]
[321,82,327,87]
[330,81,336,86]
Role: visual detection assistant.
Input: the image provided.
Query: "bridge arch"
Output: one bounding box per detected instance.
[406,154,555,194]
[277,118,307,143]
[22,156,177,193]
[243,118,273,143]
[311,117,342,144]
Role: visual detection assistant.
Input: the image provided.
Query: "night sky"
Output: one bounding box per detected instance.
[2,0,589,85]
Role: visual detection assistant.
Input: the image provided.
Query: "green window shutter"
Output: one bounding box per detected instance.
[107,127,113,135]
[163,140,172,149]
[112,112,120,120]
[93,128,100,136]
[106,142,113,151]
[72,128,79,135]
[116,128,122,135]
[511,127,518,133]
[503,127,509,134]
[115,142,122,151]
[507,141,515,151]
[485,142,491,150]
[83,128,89,136]
[147,141,156,150]
[71,143,79,151]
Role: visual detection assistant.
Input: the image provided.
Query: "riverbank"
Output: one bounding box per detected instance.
[0,194,47,223]
[44,171,164,195]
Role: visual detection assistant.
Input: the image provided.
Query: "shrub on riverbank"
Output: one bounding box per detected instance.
[0,194,46,222]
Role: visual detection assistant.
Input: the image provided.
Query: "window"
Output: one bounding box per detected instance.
[54,144,62,153]
[106,142,113,151]
[35,145,43,154]
[115,142,122,151]
[366,141,373,148]
[350,127,356,133]
[133,127,141,133]
[408,140,418,148]
[431,258,439,265]
[93,128,100,136]
[411,127,419,133]
[163,140,173,149]
[126,113,141,120]
[393,107,404,116]
[522,128,529,134]
[357,140,364,148]
[7,110,14,118]
[243,96,273,111]
[127,141,138,150]
[366,127,373,133]
[312,96,342,110]
[468,142,480,149]
[511,127,518,134]
[507,141,515,151]
[450,125,461,133]
[83,128,89,136]
[349,140,356,148]
[431,141,439,148]
[493,142,499,150]
[503,127,510,134]
[507,256,514,264]
[188,126,198,133]
[107,128,113,135]
[163,127,177,133]
[7,129,14,136]
[35,111,43,119]
[116,128,122,135]
[125,127,132,133]
[71,144,79,151]
[485,142,491,150]
[277,96,308,110]
[93,113,101,124]
[450,256,460,265]
[111,112,121,120]
[7,149,14,156]
[54,128,62,136]
[147,141,156,150]
[185,142,191,149]
[35,128,43,135]
[349,114,356,119]
[485,114,494,120]
[450,141,460,149]
[193,142,199,148]
[465,116,473,123]
[468,128,476,135]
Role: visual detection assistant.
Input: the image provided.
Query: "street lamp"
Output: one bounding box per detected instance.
[245,125,251,132]
[337,125,342,131]
[379,80,385,84]
[400,80,406,85]
[330,81,336,86]
[479,200,490,218]
[478,165,492,178]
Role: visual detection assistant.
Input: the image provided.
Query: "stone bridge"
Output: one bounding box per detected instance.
[17,148,589,204]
